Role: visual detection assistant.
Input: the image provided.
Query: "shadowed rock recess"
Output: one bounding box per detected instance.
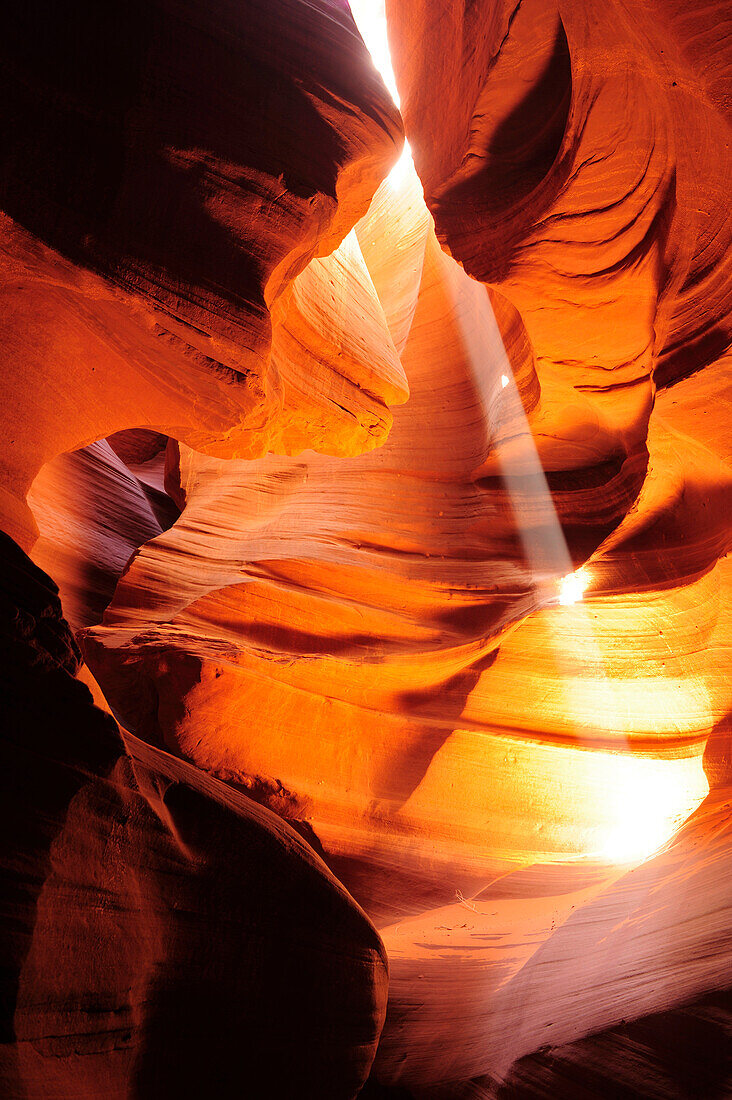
[0,1,730,1097]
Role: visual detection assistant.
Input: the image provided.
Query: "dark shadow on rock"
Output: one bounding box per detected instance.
[369,648,500,810]
[496,987,732,1100]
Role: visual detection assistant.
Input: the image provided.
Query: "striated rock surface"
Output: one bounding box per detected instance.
[372,758,732,1092]
[0,533,387,1098]
[78,1,732,1093]
[494,986,732,1100]
[83,157,732,906]
[0,0,404,550]
[0,2,408,1096]
[386,0,731,390]
[27,434,178,631]
[2,0,731,1097]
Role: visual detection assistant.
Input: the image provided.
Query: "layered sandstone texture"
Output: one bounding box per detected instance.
[1,0,731,1098]
[0,1,401,1096]
[0,535,387,1099]
[0,0,405,551]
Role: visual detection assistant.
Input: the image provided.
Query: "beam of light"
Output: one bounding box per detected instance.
[385,144,414,189]
[349,0,414,190]
[437,257,574,587]
[348,0,708,869]
[432,254,707,868]
[597,752,709,864]
[349,0,400,106]
[558,567,589,606]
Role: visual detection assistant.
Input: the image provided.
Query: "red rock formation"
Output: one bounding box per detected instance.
[0,0,403,550]
[78,1,731,1092]
[0,2,404,1095]
[82,161,731,911]
[27,435,177,630]
[386,0,731,388]
[1,0,731,1097]
[0,535,387,1098]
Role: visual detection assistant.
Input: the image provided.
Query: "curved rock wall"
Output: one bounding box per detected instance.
[0,2,403,1095]
[0,0,403,549]
[1,0,730,1096]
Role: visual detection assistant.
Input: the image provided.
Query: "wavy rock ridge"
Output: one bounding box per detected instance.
[1,0,731,1097]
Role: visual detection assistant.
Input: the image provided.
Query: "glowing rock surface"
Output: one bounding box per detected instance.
[1,0,731,1097]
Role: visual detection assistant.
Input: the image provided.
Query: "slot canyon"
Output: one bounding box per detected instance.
[1,1,730,1096]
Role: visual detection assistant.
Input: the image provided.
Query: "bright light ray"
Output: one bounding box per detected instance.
[445,259,708,865]
[349,0,400,105]
[599,753,708,864]
[348,0,707,868]
[431,248,708,866]
[558,567,589,606]
[349,0,415,190]
[437,258,574,587]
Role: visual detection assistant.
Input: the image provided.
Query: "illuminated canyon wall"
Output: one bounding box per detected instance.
[1,1,730,1097]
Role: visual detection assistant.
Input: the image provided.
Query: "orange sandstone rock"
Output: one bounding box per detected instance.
[0,0,404,550]
[2,0,731,1096]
